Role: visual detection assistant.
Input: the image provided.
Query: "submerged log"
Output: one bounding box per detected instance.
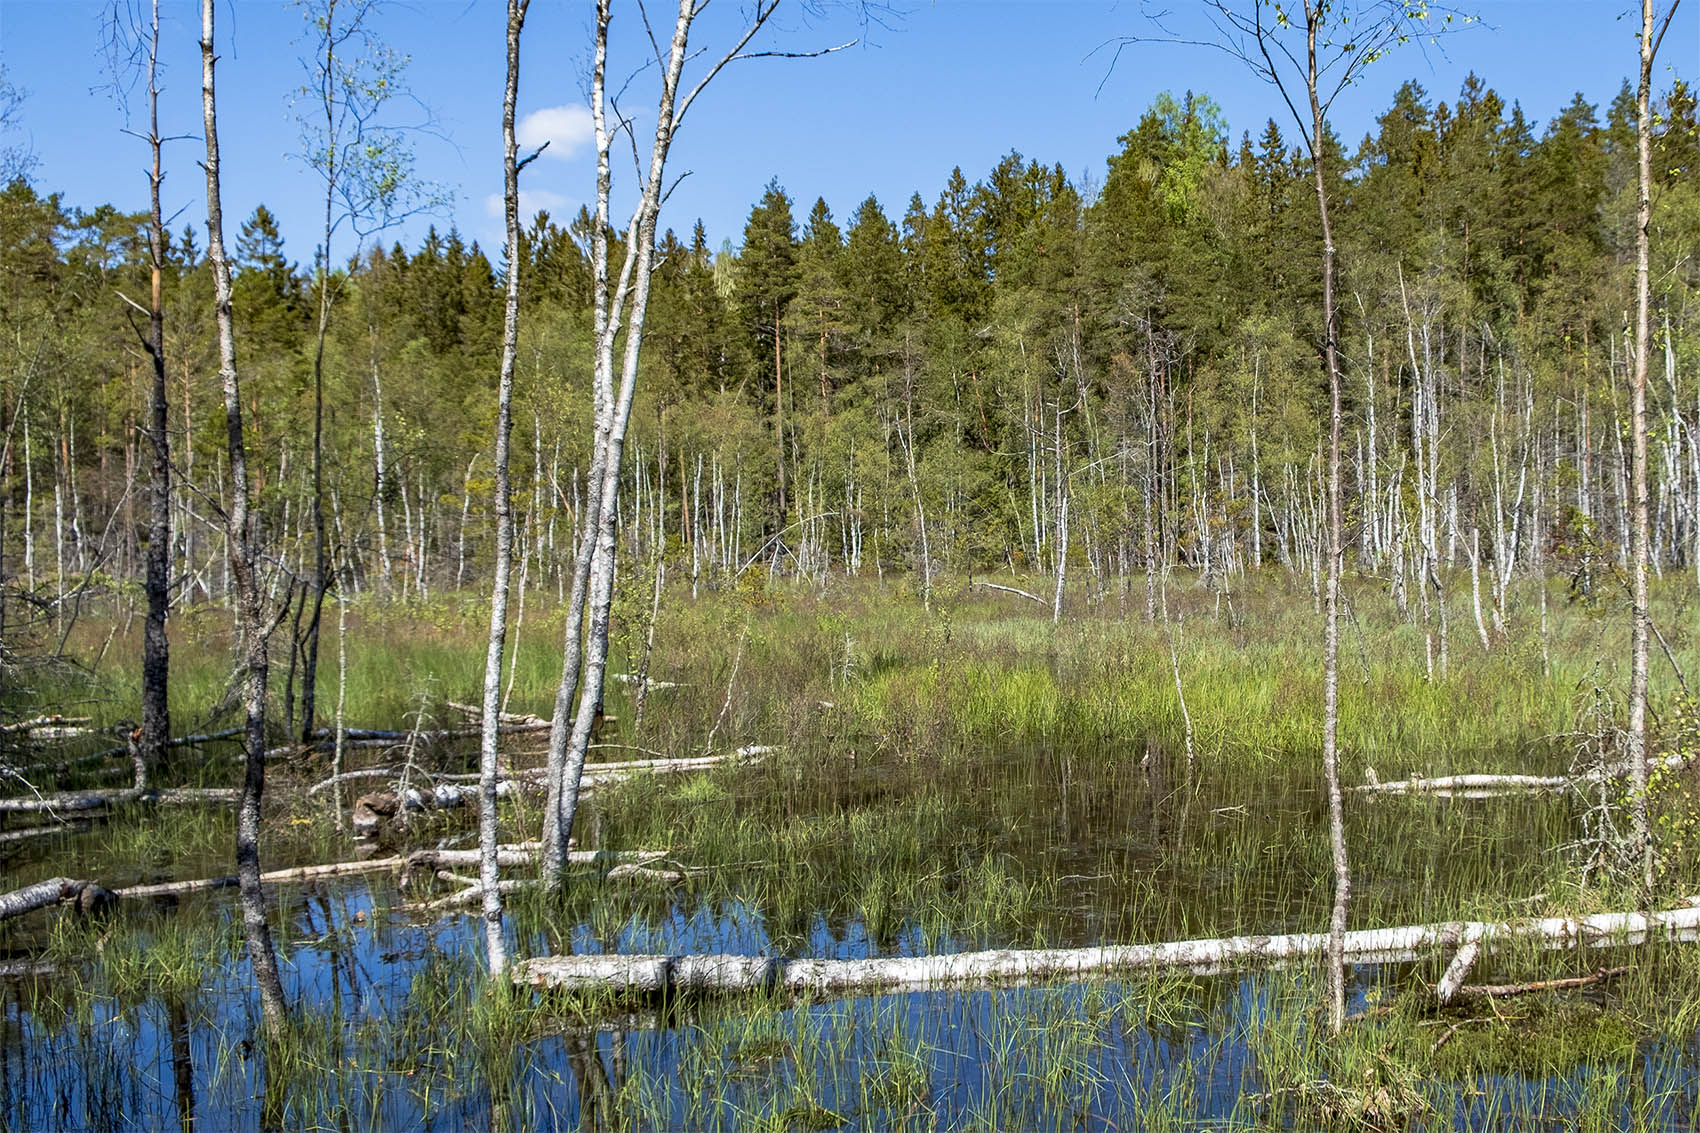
[515,902,1700,998]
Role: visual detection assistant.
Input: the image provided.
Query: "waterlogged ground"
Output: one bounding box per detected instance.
[5,735,1700,1130]
[5,582,1700,1129]
[9,885,1700,1132]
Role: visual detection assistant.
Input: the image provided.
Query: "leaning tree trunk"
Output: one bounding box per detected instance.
[476,0,531,980]
[140,0,171,773]
[540,0,617,891]
[1305,0,1352,1036]
[202,0,288,1029]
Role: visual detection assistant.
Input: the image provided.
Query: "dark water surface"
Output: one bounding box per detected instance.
[4,741,1699,1129]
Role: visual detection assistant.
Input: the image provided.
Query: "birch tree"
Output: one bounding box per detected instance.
[1629,0,1683,903]
[540,0,852,889]
[476,0,533,980]
[201,0,289,1028]
[1121,0,1467,1033]
[294,0,436,742]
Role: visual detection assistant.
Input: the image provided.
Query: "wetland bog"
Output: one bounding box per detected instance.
[4,576,1699,1130]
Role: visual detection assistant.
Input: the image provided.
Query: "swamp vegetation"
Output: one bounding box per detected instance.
[3,574,1700,1129]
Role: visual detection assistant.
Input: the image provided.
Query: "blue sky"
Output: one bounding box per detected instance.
[2,1,1694,265]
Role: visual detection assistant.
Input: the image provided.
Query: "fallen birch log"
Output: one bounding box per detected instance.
[446,701,547,726]
[970,579,1048,606]
[0,858,409,921]
[1356,754,1695,799]
[0,820,93,845]
[420,854,679,912]
[351,779,540,838]
[403,846,662,873]
[514,902,1700,998]
[610,673,684,691]
[1353,773,1570,799]
[267,721,555,761]
[0,715,94,736]
[354,748,780,838]
[0,878,116,920]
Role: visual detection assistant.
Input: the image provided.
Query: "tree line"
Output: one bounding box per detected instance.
[5,75,1696,646]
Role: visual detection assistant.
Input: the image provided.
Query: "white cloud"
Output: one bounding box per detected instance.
[483,188,571,224]
[516,105,594,161]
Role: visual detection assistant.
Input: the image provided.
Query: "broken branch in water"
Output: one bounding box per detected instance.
[1452,965,1628,1001]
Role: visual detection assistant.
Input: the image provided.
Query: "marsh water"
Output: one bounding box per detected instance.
[6,726,1699,1131]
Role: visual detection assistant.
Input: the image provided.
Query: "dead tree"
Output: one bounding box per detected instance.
[1628,0,1683,903]
[200,0,288,1028]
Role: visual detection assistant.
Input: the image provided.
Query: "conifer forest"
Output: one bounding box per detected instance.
[4,1,1700,1128]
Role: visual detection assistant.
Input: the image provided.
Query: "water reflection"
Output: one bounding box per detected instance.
[3,889,1697,1130]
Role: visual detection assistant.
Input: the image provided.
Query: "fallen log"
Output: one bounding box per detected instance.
[0,786,237,815]
[445,701,546,726]
[420,854,679,912]
[514,901,1700,998]
[0,878,115,921]
[970,579,1048,606]
[267,722,555,761]
[0,821,93,845]
[115,857,407,899]
[610,673,684,691]
[1433,933,1482,1005]
[307,767,403,797]
[0,857,408,921]
[11,727,243,777]
[1357,754,1696,799]
[353,748,779,837]
[403,846,662,872]
[1353,773,1570,799]
[0,715,93,736]
[351,779,540,838]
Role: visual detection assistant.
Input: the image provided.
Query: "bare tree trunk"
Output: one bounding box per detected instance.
[1304,1,1351,1035]
[541,0,617,890]
[140,0,171,772]
[202,0,288,1029]
[370,332,392,592]
[476,0,532,979]
[549,0,798,878]
[1628,0,1674,903]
